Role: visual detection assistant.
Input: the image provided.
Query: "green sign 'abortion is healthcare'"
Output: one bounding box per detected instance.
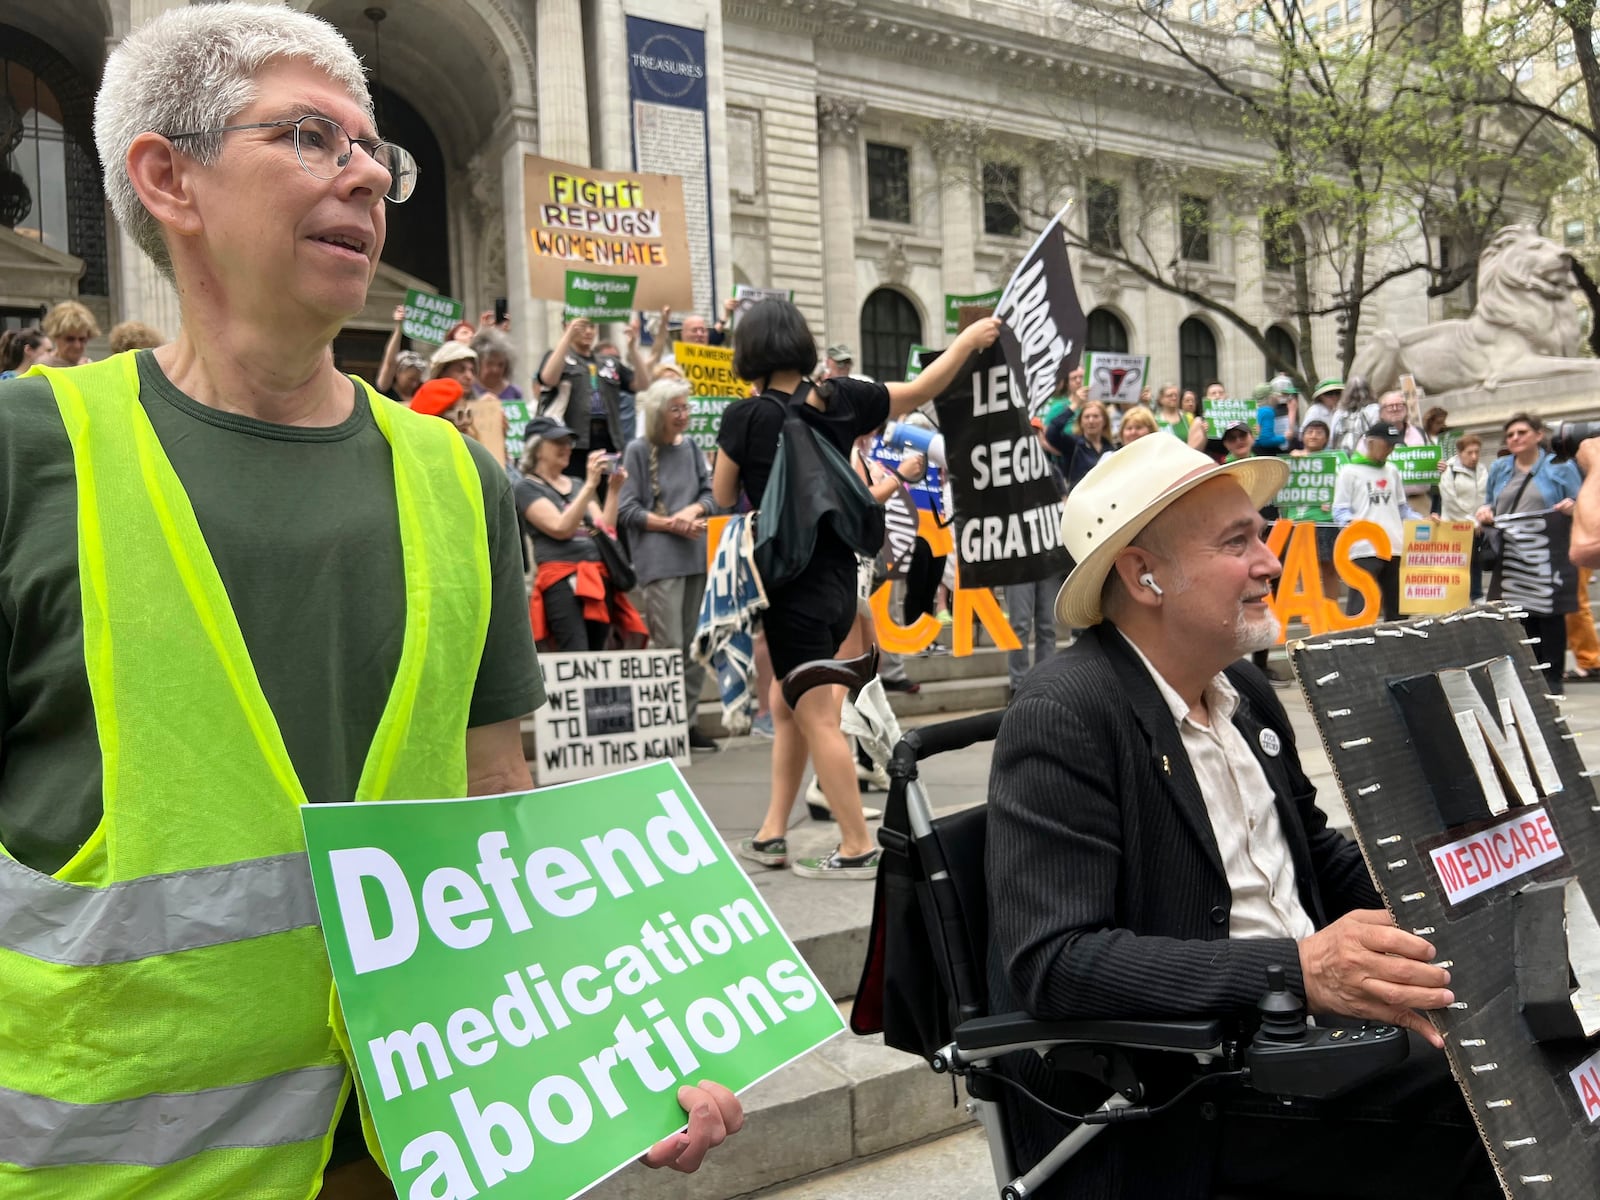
[564,271,638,321]
[302,762,843,1200]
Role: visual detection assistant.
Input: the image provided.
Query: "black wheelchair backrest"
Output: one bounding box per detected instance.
[852,711,1003,1062]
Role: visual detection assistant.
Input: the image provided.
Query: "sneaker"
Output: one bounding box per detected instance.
[856,761,890,792]
[805,776,884,822]
[688,728,721,753]
[750,712,774,739]
[792,845,880,880]
[736,836,788,868]
[880,676,921,695]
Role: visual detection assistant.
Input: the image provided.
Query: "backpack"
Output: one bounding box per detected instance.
[752,381,886,589]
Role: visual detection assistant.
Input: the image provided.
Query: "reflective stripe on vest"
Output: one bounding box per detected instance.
[2,1066,346,1169]
[0,354,491,1197]
[0,852,316,966]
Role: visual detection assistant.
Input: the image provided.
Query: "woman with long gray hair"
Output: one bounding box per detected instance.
[617,377,718,750]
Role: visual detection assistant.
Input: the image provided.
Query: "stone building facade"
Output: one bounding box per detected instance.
[3,0,1447,393]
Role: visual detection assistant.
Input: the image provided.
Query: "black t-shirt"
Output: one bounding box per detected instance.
[512,474,602,565]
[716,377,891,509]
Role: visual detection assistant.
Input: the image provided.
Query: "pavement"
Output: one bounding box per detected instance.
[584,643,1600,1200]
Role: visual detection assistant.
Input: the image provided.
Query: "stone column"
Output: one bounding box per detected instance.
[112,234,182,335]
[535,0,593,348]
[108,0,186,334]
[932,138,977,335]
[490,108,541,383]
[816,96,864,353]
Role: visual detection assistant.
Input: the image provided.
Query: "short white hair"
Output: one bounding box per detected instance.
[95,4,372,284]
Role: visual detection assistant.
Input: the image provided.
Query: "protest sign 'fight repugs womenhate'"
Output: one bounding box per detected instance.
[523,156,694,311]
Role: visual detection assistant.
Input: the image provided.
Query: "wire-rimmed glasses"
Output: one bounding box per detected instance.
[166,114,418,203]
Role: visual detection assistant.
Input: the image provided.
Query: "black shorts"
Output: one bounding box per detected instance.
[763,560,857,680]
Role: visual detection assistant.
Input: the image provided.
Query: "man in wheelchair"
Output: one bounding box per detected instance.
[987,435,1497,1199]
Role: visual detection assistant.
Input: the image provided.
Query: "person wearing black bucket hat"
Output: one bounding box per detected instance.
[514,415,648,653]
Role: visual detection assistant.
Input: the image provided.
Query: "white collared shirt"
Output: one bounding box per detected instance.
[1121,634,1317,942]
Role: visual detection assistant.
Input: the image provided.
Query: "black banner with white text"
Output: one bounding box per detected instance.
[932,344,1072,588]
[995,202,1086,419]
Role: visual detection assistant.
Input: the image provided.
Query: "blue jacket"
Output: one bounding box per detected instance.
[1484,450,1580,509]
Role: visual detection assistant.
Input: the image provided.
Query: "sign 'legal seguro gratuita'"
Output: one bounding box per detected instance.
[302,762,844,1200]
[524,156,694,312]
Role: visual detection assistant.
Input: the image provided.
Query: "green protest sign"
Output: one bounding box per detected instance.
[502,398,532,466]
[565,271,638,321]
[688,397,733,455]
[302,762,843,1200]
[404,288,465,345]
[1202,398,1259,440]
[905,343,933,382]
[944,289,1002,335]
[1277,451,1348,522]
[1390,444,1442,487]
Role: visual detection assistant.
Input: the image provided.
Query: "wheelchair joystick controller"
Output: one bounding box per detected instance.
[1255,966,1306,1041]
[1245,965,1409,1099]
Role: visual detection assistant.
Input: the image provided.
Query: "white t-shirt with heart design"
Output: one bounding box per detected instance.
[1333,458,1422,559]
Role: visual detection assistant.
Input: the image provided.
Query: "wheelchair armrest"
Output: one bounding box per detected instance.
[954,1011,1226,1056]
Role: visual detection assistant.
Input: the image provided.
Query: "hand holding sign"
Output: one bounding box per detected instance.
[641,1081,743,1172]
[959,315,1004,355]
[1297,909,1454,1049]
[301,764,841,1200]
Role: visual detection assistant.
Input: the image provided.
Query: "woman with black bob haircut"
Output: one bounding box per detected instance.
[715,299,1001,880]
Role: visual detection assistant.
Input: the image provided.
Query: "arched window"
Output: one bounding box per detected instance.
[1,63,67,251]
[0,33,106,295]
[370,85,450,296]
[1264,325,1297,377]
[1179,317,1218,398]
[1085,307,1129,353]
[860,287,922,384]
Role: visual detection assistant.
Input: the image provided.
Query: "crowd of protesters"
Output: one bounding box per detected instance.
[20,285,1597,874]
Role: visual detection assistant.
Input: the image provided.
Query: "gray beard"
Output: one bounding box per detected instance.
[1235,609,1282,656]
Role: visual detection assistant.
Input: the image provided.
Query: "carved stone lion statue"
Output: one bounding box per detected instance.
[1350,225,1593,394]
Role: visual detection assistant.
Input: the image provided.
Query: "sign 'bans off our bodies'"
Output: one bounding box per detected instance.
[302,764,843,1200]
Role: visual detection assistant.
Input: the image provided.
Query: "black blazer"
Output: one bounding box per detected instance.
[985,624,1379,1200]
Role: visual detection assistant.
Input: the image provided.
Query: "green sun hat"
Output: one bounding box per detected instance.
[1312,377,1344,400]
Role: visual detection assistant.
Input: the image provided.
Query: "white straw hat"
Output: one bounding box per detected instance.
[1054,435,1287,628]
[427,340,478,378]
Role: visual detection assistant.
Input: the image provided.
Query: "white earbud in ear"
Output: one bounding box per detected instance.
[1138,572,1164,597]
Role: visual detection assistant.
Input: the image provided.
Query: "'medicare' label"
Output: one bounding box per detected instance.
[1428,807,1563,905]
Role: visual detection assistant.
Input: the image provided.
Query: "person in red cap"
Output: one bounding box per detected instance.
[407,376,464,419]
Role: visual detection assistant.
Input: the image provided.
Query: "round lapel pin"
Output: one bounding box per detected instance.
[1259,728,1281,757]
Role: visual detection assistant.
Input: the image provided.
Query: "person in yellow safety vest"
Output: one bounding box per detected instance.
[0,6,742,1199]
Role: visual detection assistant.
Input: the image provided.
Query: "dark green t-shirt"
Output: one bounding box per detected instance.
[0,352,544,875]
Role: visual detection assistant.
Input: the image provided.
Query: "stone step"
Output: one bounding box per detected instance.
[739,1126,995,1199]
[522,678,1014,753]
[687,677,1012,739]
[581,1007,975,1200]
[686,640,1012,704]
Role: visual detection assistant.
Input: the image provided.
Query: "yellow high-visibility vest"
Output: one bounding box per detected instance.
[0,353,491,1198]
